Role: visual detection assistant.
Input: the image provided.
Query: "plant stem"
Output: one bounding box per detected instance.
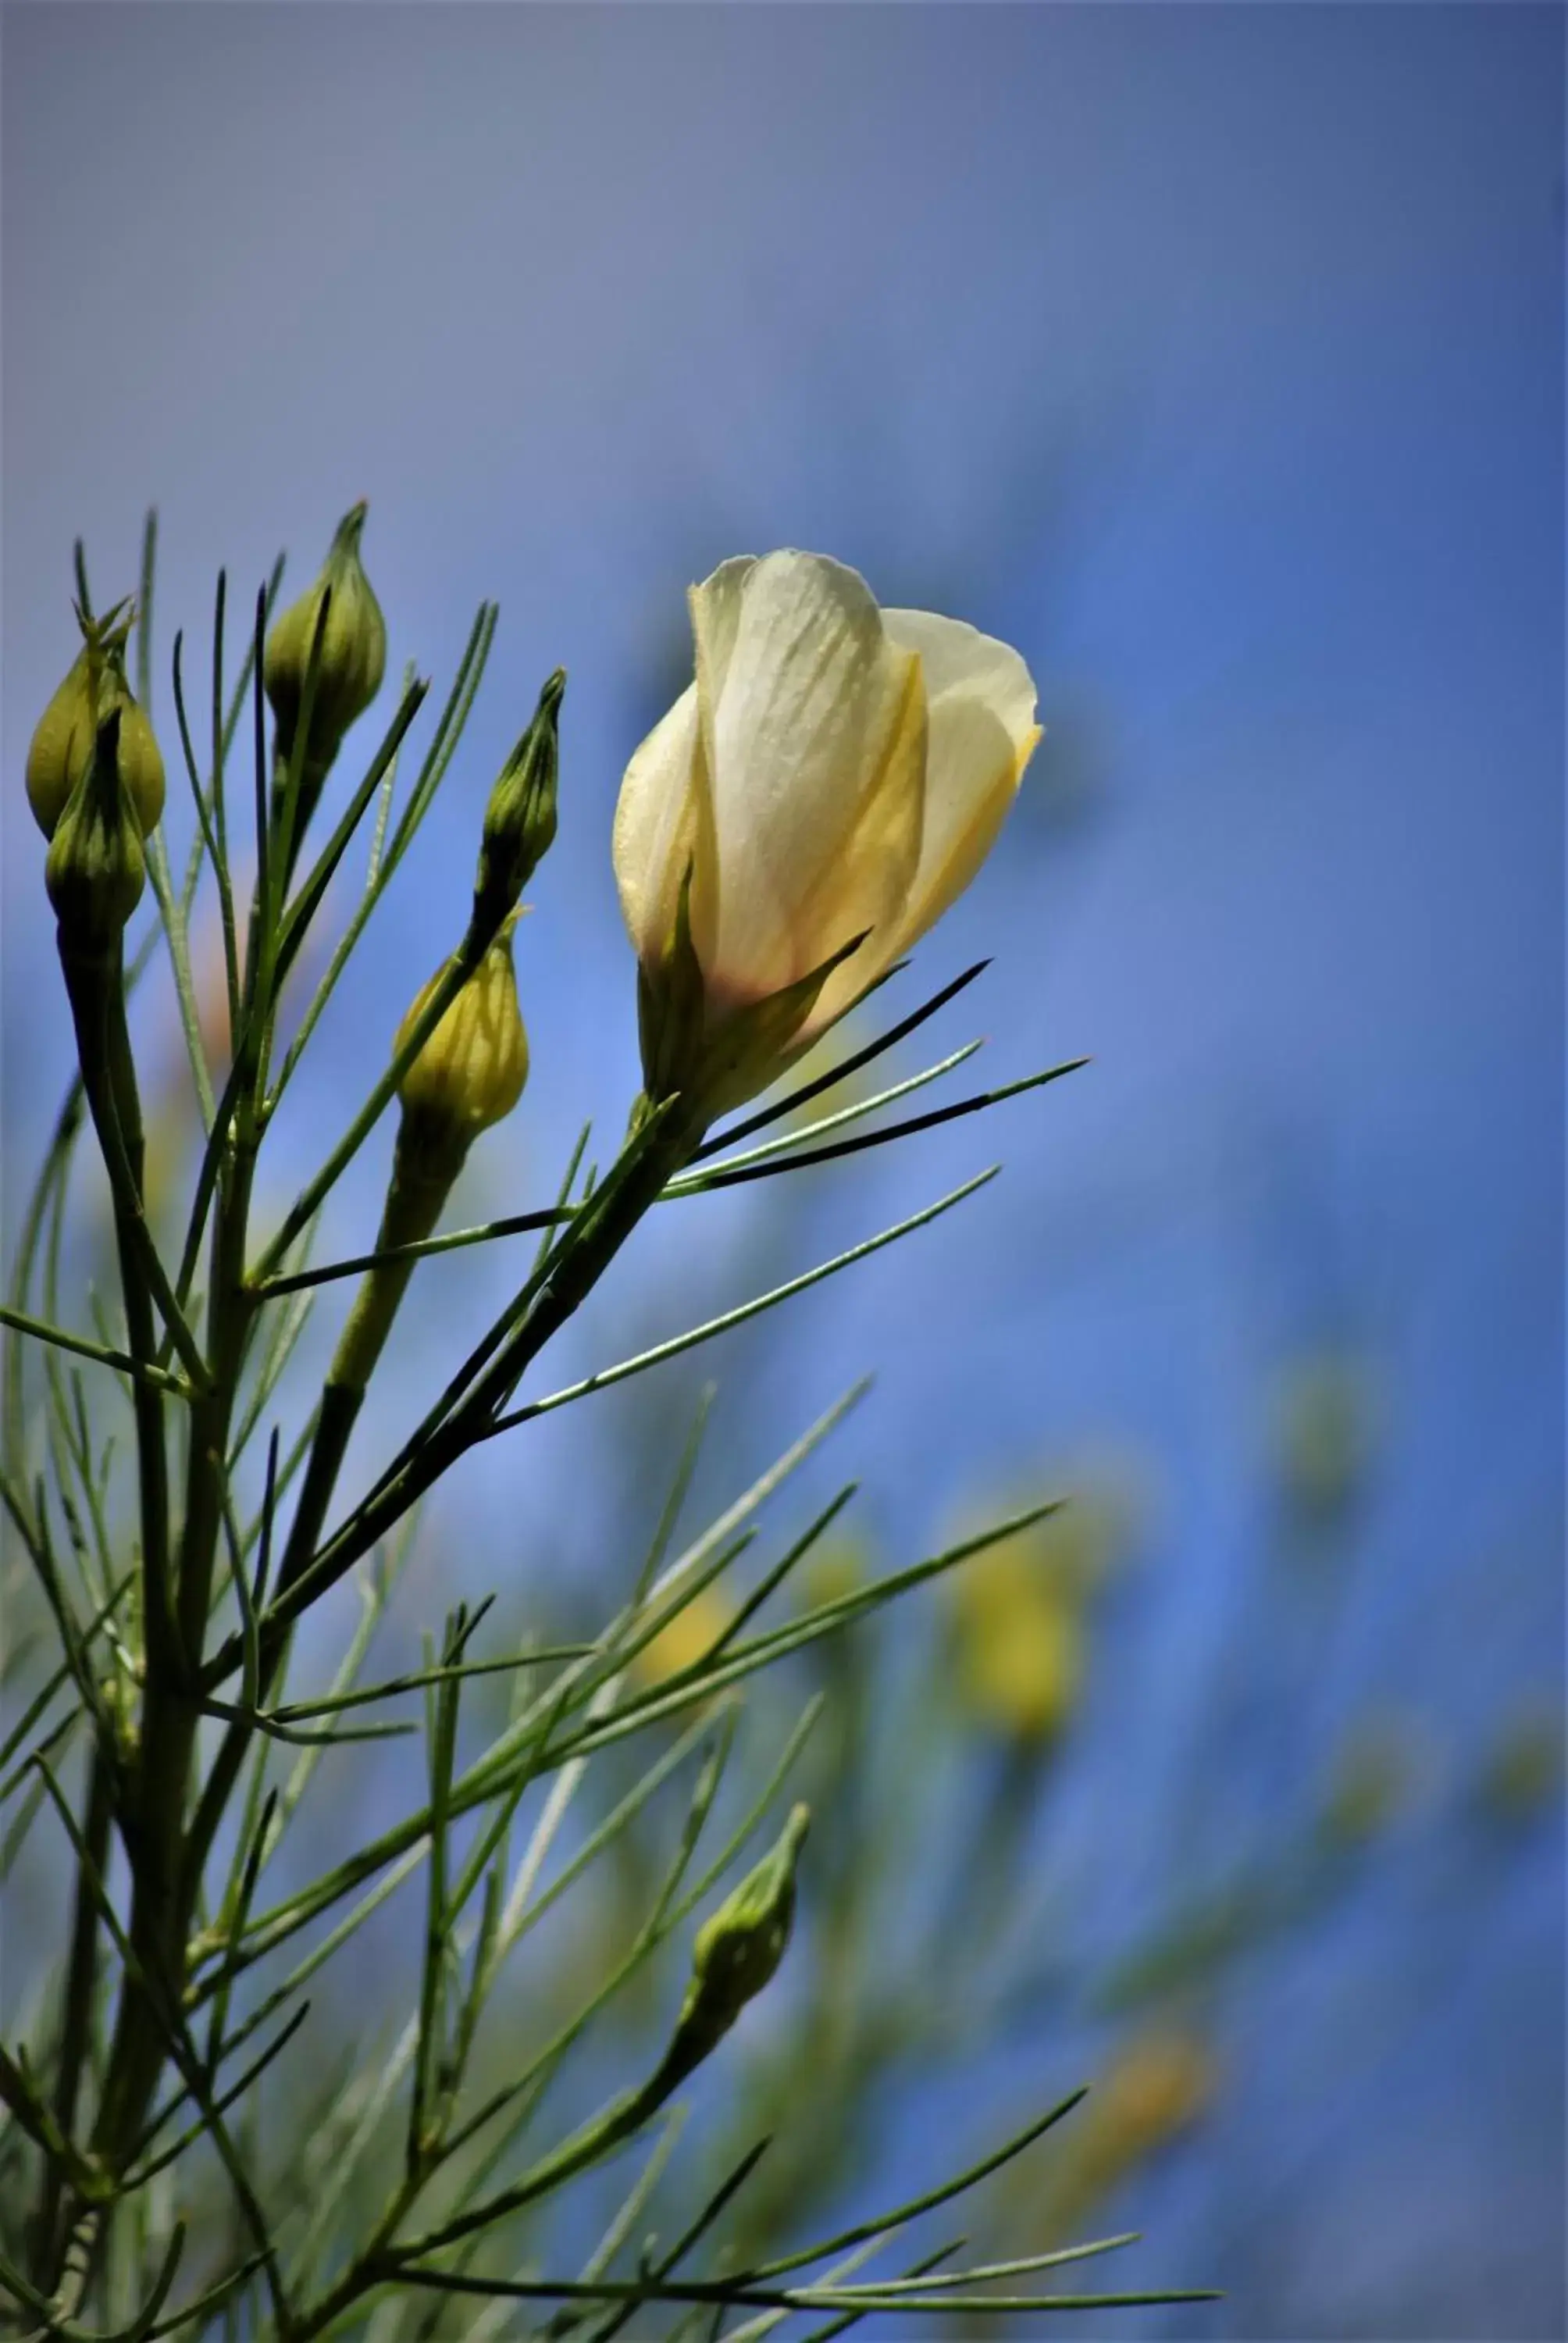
[84,963,263,2206]
[31,1742,112,2281]
[45,937,183,2291]
[273,1114,692,1640]
[184,1146,459,1888]
[55,943,173,1660]
[298,2063,680,2340]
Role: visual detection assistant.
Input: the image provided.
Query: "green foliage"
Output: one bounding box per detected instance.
[0,514,1212,2340]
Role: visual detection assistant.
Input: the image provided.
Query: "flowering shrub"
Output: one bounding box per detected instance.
[0,511,1210,2339]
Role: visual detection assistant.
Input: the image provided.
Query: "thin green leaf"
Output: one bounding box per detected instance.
[739,2092,1090,2284]
[490,1172,999,1437]
[0,1302,194,1395]
[694,960,989,1161]
[669,1040,982,1188]
[679,1061,1086,1197]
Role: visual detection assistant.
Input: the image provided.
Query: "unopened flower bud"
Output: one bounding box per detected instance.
[264,502,386,771]
[394,915,529,1181]
[661,1804,809,2084]
[27,601,165,841]
[45,711,147,953]
[472,670,565,936]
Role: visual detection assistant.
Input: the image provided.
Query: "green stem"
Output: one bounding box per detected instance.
[0,1302,187,1393]
[33,1744,113,2284]
[254,925,491,1282]
[184,1139,460,1920]
[4,1085,86,1486]
[270,742,333,890]
[101,965,173,1599]
[265,1115,693,1644]
[87,977,263,2194]
[48,939,183,2285]
[330,1148,458,1399]
[299,2066,676,2341]
[55,943,173,1641]
[262,1146,455,1618]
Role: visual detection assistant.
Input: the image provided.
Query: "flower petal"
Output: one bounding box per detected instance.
[882,608,1040,950]
[898,690,1027,949]
[882,608,1039,757]
[701,551,925,1002]
[789,655,929,1040]
[689,555,757,711]
[612,681,704,965]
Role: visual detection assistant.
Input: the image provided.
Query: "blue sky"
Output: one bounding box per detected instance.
[3,7,1563,2331]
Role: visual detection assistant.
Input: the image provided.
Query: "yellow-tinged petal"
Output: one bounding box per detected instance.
[612,681,704,965]
[794,645,929,1040]
[689,555,758,713]
[882,608,1038,747]
[612,551,1040,1126]
[701,551,924,1004]
[896,692,1025,949]
[881,607,1040,951]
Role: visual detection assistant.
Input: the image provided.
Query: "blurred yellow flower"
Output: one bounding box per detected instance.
[1026,2027,1216,2246]
[948,1480,1145,1745]
[798,1535,869,1612]
[614,550,1039,1115]
[962,1591,1085,1743]
[952,1532,1084,1744]
[633,1585,734,1689]
[1082,2030,1215,2175]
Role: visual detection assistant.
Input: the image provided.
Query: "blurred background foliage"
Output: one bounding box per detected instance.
[2,6,1562,2337]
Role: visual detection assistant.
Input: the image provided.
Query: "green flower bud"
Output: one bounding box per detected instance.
[264,502,386,769]
[45,710,147,952]
[664,1804,809,2081]
[472,670,565,936]
[394,915,529,1180]
[27,601,165,841]
[28,640,99,839]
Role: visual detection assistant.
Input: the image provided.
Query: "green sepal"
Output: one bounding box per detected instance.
[639,876,871,1132]
[694,928,870,1122]
[636,859,709,1110]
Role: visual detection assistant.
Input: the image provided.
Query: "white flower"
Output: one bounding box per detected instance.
[614,550,1039,1116]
